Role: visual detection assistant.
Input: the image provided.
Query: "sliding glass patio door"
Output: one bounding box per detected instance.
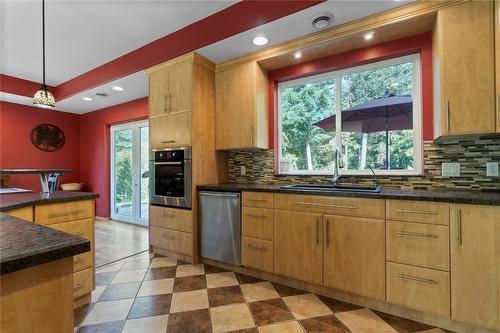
[110,120,149,226]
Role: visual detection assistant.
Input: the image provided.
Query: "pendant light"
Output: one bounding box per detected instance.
[33,0,55,108]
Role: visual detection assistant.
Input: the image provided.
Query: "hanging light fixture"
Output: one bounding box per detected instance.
[33,0,55,108]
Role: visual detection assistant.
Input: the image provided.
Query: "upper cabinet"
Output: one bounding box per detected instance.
[215,61,268,150]
[496,0,500,132]
[433,1,496,138]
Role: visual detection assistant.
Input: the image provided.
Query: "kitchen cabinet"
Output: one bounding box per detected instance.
[496,0,500,132]
[149,110,192,148]
[450,204,500,331]
[323,215,385,300]
[215,61,268,150]
[433,1,495,137]
[274,210,323,285]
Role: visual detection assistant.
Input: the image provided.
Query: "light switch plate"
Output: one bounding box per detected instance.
[240,166,246,175]
[486,162,499,177]
[442,162,460,177]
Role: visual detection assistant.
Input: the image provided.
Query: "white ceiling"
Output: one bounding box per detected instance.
[1,0,411,114]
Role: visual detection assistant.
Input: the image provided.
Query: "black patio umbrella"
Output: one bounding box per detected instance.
[313,94,413,169]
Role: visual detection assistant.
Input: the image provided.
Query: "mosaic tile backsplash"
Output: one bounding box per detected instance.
[228,137,500,191]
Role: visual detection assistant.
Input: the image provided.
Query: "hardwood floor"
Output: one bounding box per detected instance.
[95,220,149,267]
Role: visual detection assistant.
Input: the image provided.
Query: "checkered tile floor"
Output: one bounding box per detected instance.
[75,252,454,333]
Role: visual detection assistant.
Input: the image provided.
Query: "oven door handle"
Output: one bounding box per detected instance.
[153,161,182,165]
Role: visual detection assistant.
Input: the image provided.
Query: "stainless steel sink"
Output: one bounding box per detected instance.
[280,183,382,193]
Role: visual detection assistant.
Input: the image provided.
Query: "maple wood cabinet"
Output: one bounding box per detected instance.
[496,0,500,132]
[433,1,496,137]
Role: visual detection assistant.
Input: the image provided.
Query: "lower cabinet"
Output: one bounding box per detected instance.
[242,237,273,272]
[274,210,323,285]
[150,226,192,256]
[450,204,500,331]
[323,215,385,300]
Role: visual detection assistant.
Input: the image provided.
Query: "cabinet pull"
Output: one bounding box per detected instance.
[292,201,356,210]
[73,257,83,263]
[396,209,438,216]
[164,235,176,240]
[169,94,172,112]
[445,100,450,132]
[456,208,462,246]
[247,199,267,202]
[326,219,330,247]
[246,214,266,219]
[247,244,266,251]
[75,231,85,237]
[396,231,439,239]
[163,213,175,218]
[164,96,169,113]
[74,283,83,290]
[161,140,177,144]
[48,209,86,218]
[316,218,320,245]
[398,274,439,285]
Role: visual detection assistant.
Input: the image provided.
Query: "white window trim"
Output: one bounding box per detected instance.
[277,53,423,176]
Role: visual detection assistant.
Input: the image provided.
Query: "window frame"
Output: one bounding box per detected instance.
[277,53,423,176]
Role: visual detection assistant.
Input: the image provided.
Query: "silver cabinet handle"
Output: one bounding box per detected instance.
[73,256,83,263]
[246,214,267,219]
[169,94,172,112]
[246,199,267,202]
[326,219,330,247]
[164,95,170,113]
[316,218,320,245]
[164,234,176,240]
[292,201,356,210]
[396,209,438,216]
[162,213,175,218]
[75,231,85,237]
[456,208,462,246]
[396,231,439,239]
[74,283,83,290]
[445,99,450,132]
[161,140,177,144]
[247,244,266,251]
[48,209,86,218]
[398,274,439,285]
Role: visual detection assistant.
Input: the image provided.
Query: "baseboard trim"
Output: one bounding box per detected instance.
[95,216,111,221]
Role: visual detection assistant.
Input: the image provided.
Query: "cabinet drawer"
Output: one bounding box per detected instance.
[73,267,93,299]
[387,262,450,317]
[5,207,33,221]
[35,200,93,224]
[387,200,449,225]
[242,192,273,208]
[387,221,449,271]
[242,237,273,273]
[150,226,192,256]
[150,205,192,233]
[242,207,273,240]
[274,194,385,219]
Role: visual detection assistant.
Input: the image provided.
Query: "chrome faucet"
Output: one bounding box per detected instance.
[332,147,344,184]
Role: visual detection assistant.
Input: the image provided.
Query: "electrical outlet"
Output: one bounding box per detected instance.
[442,162,460,177]
[240,165,246,175]
[486,162,499,177]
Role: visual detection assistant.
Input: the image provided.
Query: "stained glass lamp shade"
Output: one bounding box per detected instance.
[33,85,55,108]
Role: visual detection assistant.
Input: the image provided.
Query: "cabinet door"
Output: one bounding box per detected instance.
[496,0,500,132]
[437,1,495,136]
[168,111,192,146]
[149,70,170,117]
[450,204,500,331]
[323,215,385,300]
[169,62,192,115]
[274,210,323,284]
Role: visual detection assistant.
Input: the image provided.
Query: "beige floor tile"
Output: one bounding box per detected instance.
[283,293,332,319]
[81,299,134,325]
[122,314,169,333]
[175,264,205,277]
[240,281,280,302]
[150,257,177,268]
[90,285,106,303]
[110,269,147,284]
[96,261,124,273]
[206,272,239,289]
[336,308,398,333]
[170,289,209,313]
[210,303,255,332]
[258,321,304,333]
[137,278,174,297]
[417,329,447,333]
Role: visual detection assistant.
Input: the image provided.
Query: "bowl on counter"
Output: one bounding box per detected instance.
[60,183,84,191]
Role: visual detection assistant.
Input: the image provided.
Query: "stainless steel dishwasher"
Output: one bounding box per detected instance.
[199,191,241,265]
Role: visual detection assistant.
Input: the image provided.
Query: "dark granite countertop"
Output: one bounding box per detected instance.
[0,213,90,275]
[0,168,72,174]
[0,191,99,212]
[197,183,500,206]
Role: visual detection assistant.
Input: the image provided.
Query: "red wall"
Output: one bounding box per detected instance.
[268,32,433,150]
[80,97,148,217]
[0,101,81,190]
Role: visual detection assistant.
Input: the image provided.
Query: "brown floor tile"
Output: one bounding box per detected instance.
[128,294,172,319]
[374,311,434,333]
[177,260,191,265]
[316,295,363,314]
[74,303,94,327]
[167,308,212,333]
[204,263,230,274]
[207,285,245,307]
[121,258,151,271]
[248,298,294,326]
[98,282,141,302]
[77,320,123,333]
[173,275,207,292]
[300,315,350,333]
[271,282,309,297]
[145,266,177,280]
[234,272,264,284]
[95,271,117,286]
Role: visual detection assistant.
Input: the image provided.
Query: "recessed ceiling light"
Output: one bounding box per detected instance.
[253,34,268,46]
[112,86,124,91]
[364,32,375,40]
[312,13,334,30]
[294,51,302,59]
[82,97,93,101]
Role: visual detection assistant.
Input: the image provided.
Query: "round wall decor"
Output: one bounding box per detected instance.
[30,124,65,152]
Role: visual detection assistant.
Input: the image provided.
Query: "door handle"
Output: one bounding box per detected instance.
[326,219,330,247]
[316,218,320,245]
[445,99,450,132]
[456,208,462,246]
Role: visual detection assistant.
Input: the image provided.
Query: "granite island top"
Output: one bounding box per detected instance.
[0,191,99,212]
[0,213,90,275]
[197,183,500,206]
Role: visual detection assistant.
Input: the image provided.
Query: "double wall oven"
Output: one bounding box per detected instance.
[150,147,192,209]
